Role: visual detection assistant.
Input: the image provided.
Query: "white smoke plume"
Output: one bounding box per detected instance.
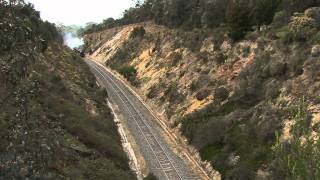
[63,32,84,49]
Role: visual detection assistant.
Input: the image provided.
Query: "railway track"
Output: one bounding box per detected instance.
[86,60,199,180]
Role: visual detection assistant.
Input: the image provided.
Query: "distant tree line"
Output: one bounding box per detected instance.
[81,0,320,40]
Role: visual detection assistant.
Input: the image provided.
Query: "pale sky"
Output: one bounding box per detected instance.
[26,0,136,26]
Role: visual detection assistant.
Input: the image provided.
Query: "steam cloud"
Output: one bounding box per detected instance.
[63,32,84,49]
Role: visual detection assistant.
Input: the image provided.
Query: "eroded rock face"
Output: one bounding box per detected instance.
[85,21,320,179]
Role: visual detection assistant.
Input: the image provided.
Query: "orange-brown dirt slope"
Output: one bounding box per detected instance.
[84,14,320,179]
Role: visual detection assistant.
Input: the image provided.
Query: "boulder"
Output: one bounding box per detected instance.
[196,89,211,101]
[311,45,320,57]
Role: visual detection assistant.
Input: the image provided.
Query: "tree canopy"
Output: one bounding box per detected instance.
[81,0,320,40]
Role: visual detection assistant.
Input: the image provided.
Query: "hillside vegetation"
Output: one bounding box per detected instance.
[83,0,320,179]
[0,1,135,179]
[82,0,320,40]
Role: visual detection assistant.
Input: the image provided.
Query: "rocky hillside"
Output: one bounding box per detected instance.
[84,6,320,179]
[0,1,135,179]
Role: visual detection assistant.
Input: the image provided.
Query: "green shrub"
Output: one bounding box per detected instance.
[179,30,209,52]
[225,165,255,180]
[163,82,184,103]
[81,0,320,39]
[252,0,282,26]
[272,99,320,179]
[130,26,146,39]
[214,87,229,101]
[119,66,140,86]
[200,144,222,162]
[276,11,318,43]
[144,173,158,180]
[169,52,182,67]
[147,85,159,99]
[214,101,236,117]
[213,52,227,65]
[119,66,137,79]
[272,10,289,28]
[50,74,62,83]
[289,13,317,42]
[280,0,320,15]
[108,37,141,65]
[114,48,130,62]
[305,7,320,29]
[164,82,177,96]
[194,118,229,149]
[190,75,210,92]
[93,88,108,103]
[82,158,134,180]
[226,1,253,41]
[311,31,320,44]
[276,26,294,43]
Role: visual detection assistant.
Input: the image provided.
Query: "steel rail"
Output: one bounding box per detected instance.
[87,60,183,180]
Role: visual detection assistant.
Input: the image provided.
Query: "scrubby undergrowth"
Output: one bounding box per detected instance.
[82,0,320,178]
[0,1,135,179]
